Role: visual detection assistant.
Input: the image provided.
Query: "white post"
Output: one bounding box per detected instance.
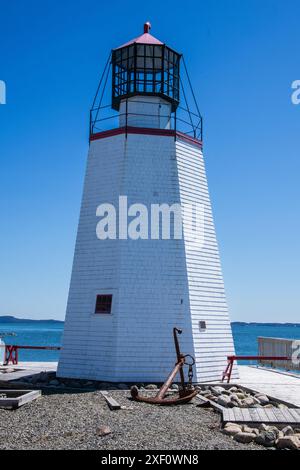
[0,338,5,365]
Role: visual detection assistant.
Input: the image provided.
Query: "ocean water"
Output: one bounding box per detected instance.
[0,322,63,362]
[0,322,300,363]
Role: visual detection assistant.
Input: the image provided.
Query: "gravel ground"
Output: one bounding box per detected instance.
[0,390,263,450]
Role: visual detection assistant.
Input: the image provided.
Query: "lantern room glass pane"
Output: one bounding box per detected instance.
[112,44,181,110]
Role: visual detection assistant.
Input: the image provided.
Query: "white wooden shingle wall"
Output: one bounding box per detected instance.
[58,132,237,382]
[176,140,238,382]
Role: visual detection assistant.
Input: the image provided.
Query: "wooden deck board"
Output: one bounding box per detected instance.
[197,380,300,426]
[100,391,121,410]
[289,409,300,421]
[223,407,300,425]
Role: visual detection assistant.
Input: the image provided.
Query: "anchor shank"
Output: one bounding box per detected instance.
[156,360,184,400]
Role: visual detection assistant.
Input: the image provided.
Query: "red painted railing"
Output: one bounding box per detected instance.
[3,345,61,366]
[222,355,291,383]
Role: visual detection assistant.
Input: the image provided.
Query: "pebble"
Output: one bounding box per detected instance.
[0,391,260,450]
[96,426,112,437]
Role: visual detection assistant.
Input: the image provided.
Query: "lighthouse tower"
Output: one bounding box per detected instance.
[57,24,237,383]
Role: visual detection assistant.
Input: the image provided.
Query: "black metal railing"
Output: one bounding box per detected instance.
[90,99,203,141]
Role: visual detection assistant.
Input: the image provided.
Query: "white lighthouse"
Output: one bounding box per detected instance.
[57,23,237,383]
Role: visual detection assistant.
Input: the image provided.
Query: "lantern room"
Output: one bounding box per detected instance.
[111,22,181,112]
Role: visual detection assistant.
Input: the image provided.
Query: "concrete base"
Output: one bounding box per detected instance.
[0,362,57,386]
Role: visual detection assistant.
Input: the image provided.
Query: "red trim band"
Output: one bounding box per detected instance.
[90,126,202,148]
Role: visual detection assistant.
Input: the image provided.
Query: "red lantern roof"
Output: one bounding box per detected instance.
[115,22,164,50]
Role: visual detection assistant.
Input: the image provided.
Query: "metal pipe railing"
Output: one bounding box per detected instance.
[90,100,203,141]
[221,355,292,383]
[2,345,61,366]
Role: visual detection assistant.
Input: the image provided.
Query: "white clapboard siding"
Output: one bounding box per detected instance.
[58,111,237,382]
[175,140,238,382]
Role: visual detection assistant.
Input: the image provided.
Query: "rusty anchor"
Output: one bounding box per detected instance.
[130,328,198,406]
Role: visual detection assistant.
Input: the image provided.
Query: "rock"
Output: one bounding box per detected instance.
[207,395,216,401]
[255,431,277,448]
[282,426,294,436]
[234,432,256,444]
[227,402,236,409]
[49,379,60,386]
[84,381,94,388]
[252,397,261,405]
[171,384,179,391]
[229,400,242,408]
[145,384,158,390]
[136,383,145,389]
[22,377,32,383]
[199,389,211,397]
[259,424,270,432]
[236,393,246,400]
[97,382,110,390]
[224,422,237,428]
[268,426,281,439]
[217,395,231,407]
[230,394,242,404]
[96,426,112,437]
[117,383,128,390]
[255,394,269,405]
[241,397,256,408]
[229,387,238,393]
[37,372,49,383]
[222,424,242,436]
[105,385,119,391]
[277,403,288,410]
[276,436,300,450]
[230,393,239,401]
[242,425,258,435]
[70,381,82,389]
[211,386,226,396]
[30,375,41,385]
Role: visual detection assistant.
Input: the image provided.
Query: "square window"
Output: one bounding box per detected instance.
[95,295,112,314]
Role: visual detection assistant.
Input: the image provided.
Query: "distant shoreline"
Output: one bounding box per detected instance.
[232,322,300,327]
[0,316,64,324]
[0,316,299,327]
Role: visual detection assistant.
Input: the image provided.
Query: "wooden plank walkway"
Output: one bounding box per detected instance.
[223,407,300,425]
[237,366,300,407]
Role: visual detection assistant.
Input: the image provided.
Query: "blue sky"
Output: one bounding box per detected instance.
[0,0,299,321]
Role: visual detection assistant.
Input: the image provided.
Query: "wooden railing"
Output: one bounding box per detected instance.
[258,337,300,371]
